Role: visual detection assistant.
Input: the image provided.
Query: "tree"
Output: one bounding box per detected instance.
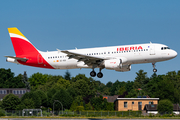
[29,72,49,90]
[72,79,89,97]
[64,70,71,81]
[154,78,175,102]
[158,99,173,114]
[133,70,149,89]
[90,95,108,111]
[2,94,21,110]
[106,103,114,111]
[70,100,78,111]
[125,81,134,92]
[106,81,113,88]
[52,89,73,110]
[21,91,41,108]
[0,68,14,88]
[115,86,126,95]
[22,99,35,109]
[34,90,47,107]
[57,78,71,89]
[110,80,120,95]
[0,68,25,88]
[85,102,93,110]
[22,71,30,89]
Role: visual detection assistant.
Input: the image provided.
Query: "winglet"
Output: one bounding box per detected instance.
[57,49,61,53]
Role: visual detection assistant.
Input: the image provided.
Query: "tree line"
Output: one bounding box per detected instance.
[0,68,179,111]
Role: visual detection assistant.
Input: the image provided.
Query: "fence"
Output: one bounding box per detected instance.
[2,110,180,117]
[2,110,142,117]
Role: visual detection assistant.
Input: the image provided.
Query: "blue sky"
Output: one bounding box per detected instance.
[0,0,180,84]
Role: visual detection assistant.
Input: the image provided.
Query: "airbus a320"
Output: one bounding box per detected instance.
[5,27,177,78]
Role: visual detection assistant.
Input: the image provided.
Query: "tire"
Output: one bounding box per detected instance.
[153,69,157,72]
[90,71,96,77]
[97,72,103,78]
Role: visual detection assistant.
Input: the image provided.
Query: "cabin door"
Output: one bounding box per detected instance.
[150,45,155,55]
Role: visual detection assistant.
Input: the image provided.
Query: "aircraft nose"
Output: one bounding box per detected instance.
[172,50,177,58]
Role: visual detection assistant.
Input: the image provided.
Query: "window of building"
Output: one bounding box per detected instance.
[17,90,19,94]
[0,91,2,94]
[20,90,22,94]
[132,102,134,105]
[138,102,142,105]
[13,90,16,94]
[124,102,127,108]
[149,102,153,104]
[23,90,26,94]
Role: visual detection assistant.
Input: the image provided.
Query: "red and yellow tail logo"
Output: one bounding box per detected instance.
[8,27,37,57]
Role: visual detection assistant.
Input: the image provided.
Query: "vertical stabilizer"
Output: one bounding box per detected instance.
[8,27,38,57]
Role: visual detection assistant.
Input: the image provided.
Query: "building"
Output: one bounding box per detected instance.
[103,95,119,103]
[114,98,159,111]
[0,88,30,100]
[144,104,180,114]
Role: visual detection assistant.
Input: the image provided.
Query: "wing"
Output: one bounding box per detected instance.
[61,50,108,67]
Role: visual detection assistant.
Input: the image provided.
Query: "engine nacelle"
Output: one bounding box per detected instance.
[104,58,130,72]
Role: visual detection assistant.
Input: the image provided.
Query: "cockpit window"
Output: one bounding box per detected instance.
[161,47,170,50]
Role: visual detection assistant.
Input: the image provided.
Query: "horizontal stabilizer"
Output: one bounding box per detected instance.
[4,56,28,62]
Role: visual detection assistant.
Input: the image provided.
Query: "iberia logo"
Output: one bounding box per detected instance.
[117,46,143,51]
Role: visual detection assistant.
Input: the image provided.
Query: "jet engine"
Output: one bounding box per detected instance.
[104,57,131,72]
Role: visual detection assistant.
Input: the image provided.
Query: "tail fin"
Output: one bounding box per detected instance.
[8,27,38,57]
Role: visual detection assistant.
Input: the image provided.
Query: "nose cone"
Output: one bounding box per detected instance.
[171,50,177,58]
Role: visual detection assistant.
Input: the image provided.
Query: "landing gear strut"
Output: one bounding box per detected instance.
[152,63,157,73]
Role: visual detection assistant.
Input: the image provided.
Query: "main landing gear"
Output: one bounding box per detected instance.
[152,63,157,73]
[90,68,103,78]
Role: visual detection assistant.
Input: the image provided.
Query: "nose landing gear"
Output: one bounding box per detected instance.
[152,63,157,73]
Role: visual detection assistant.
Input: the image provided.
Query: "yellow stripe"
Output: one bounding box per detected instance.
[8,27,27,39]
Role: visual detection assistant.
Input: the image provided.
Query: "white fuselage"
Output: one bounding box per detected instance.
[40,43,177,69]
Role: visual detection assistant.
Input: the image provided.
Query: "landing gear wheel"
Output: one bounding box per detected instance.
[152,63,157,73]
[90,71,96,77]
[97,72,103,78]
[153,68,157,73]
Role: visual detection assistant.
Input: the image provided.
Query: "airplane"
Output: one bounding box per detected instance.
[5,27,177,78]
